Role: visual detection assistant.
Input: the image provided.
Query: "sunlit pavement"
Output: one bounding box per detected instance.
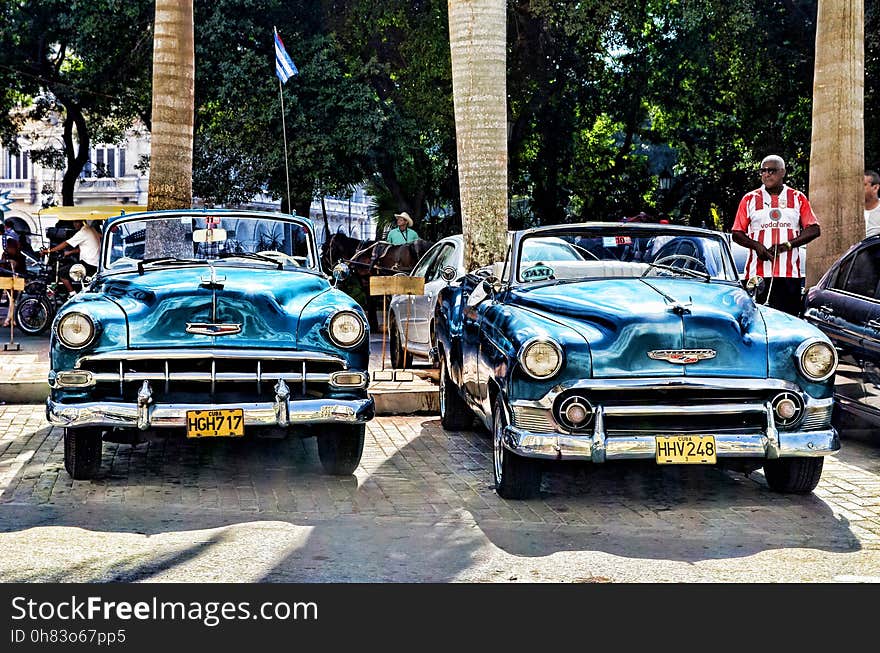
[0,404,879,582]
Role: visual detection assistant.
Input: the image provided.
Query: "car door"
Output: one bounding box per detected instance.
[849,245,880,418]
[805,245,878,410]
[392,243,442,350]
[409,241,460,351]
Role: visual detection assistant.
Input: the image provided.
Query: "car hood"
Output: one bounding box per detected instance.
[508,278,768,378]
[93,266,331,349]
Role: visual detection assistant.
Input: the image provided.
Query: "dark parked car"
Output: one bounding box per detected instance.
[435,222,839,499]
[802,235,880,427]
[47,209,374,479]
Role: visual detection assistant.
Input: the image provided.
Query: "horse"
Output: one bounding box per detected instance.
[320,232,433,330]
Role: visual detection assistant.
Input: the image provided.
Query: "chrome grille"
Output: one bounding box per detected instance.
[73,349,349,402]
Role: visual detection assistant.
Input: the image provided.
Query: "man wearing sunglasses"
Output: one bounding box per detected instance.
[731,154,820,316]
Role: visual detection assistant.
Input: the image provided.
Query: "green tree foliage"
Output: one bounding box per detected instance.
[193,1,384,218]
[323,1,460,239]
[0,0,154,205]
[2,1,876,232]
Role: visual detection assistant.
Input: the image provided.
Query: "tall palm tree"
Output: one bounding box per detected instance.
[146,0,194,257]
[447,0,508,270]
[808,0,864,285]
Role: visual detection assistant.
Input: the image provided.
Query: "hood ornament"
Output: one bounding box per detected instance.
[186,323,242,336]
[648,349,716,364]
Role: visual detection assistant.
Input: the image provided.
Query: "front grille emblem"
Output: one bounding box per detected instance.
[186,323,242,336]
[648,349,716,364]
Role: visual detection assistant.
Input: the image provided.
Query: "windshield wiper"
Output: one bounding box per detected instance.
[217,252,283,270]
[137,257,203,274]
[641,262,710,281]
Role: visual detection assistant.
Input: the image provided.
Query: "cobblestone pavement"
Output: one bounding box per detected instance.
[1,405,879,582]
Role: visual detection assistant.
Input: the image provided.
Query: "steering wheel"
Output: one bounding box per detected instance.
[651,254,708,274]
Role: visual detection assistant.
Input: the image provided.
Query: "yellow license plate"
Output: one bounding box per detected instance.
[656,435,716,464]
[186,409,244,438]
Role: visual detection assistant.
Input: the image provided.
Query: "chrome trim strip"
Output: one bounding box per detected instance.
[81,372,336,384]
[602,402,766,416]
[512,377,817,411]
[75,349,348,367]
[46,395,375,430]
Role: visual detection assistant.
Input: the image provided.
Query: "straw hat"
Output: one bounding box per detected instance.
[394,212,413,227]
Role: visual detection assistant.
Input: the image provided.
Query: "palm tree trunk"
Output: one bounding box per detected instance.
[146,0,195,257]
[447,0,508,270]
[808,0,864,286]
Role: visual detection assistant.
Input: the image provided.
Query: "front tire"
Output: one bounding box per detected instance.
[763,457,824,494]
[439,355,474,430]
[317,424,365,475]
[15,296,52,335]
[493,402,541,499]
[64,428,103,479]
[390,317,412,368]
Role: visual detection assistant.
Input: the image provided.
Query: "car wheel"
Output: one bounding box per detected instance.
[63,428,103,479]
[439,355,473,430]
[15,296,52,335]
[492,402,541,499]
[389,317,412,369]
[762,457,824,494]
[316,424,365,476]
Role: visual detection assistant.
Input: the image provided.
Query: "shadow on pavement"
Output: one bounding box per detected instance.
[0,414,869,581]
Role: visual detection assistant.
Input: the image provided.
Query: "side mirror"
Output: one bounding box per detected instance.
[745,275,764,297]
[440,265,457,282]
[332,262,350,283]
[69,263,90,284]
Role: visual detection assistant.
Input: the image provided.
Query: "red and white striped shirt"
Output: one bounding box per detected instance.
[732,184,818,278]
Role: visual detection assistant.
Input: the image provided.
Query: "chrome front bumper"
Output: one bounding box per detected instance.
[505,388,839,462]
[503,425,839,462]
[47,379,374,431]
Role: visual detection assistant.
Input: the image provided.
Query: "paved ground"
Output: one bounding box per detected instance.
[1,402,879,582]
[3,303,879,582]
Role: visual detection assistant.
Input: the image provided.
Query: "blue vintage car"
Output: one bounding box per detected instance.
[47,209,373,479]
[435,222,839,499]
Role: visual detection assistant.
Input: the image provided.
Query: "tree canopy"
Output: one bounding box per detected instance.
[1,0,877,231]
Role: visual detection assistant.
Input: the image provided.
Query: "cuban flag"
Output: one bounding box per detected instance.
[274,28,298,84]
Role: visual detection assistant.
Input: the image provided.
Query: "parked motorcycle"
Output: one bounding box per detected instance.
[14,253,80,335]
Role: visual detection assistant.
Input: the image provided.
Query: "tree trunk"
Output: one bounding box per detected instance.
[808,0,864,286]
[60,103,90,206]
[448,0,508,270]
[146,0,195,257]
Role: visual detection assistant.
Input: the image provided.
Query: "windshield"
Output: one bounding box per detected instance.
[516,227,738,283]
[104,214,316,270]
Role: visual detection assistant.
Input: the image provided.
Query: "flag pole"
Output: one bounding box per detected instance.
[278,77,292,214]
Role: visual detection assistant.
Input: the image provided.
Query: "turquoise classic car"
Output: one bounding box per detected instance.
[47,209,373,479]
[435,223,839,499]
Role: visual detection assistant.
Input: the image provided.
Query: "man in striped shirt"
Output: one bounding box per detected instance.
[732,155,820,316]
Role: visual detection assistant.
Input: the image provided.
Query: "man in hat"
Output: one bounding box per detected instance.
[387,212,419,245]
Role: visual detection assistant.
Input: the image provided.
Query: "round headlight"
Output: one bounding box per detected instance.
[518,338,563,379]
[57,312,96,349]
[796,339,837,382]
[328,311,366,348]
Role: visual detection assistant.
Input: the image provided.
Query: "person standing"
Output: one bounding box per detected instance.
[732,155,820,316]
[386,212,419,245]
[865,169,880,238]
[39,219,101,293]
